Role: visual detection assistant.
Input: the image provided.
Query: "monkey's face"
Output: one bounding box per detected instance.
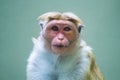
[43,20,79,55]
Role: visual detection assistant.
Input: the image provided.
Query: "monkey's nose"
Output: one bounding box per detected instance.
[57,33,64,40]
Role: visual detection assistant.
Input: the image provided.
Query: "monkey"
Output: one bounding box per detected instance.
[27,12,104,80]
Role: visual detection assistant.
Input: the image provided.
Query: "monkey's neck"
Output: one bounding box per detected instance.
[39,44,81,73]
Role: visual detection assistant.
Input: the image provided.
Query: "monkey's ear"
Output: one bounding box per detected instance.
[39,20,44,29]
[78,25,84,33]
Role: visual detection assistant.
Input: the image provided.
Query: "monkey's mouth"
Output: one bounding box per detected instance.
[53,44,68,48]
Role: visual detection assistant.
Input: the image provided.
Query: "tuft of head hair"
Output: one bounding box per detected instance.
[37,12,83,27]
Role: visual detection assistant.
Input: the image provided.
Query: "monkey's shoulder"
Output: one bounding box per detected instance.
[80,40,93,57]
[79,40,96,67]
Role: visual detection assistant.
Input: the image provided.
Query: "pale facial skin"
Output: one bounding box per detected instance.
[43,20,79,55]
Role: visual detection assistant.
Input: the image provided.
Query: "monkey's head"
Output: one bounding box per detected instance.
[38,12,84,55]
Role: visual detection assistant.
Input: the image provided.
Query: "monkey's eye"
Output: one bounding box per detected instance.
[64,27,71,31]
[51,26,59,31]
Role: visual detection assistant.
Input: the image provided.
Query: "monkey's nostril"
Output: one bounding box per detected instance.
[58,37,64,40]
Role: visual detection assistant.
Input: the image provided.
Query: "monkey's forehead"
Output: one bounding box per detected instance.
[45,20,77,28]
[37,12,83,25]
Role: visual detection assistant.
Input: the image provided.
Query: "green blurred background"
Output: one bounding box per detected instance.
[0,0,120,80]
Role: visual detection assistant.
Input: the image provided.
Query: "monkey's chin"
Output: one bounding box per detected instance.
[51,45,69,55]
